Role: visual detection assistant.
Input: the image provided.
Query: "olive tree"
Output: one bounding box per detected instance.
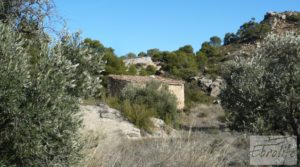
[60,32,105,98]
[221,32,300,145]
[0,0,57,34]
[0,22,105,166]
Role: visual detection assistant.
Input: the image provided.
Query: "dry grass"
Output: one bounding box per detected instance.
[180,104,226,131]
[78,104,249,167]
[79,131,249,167]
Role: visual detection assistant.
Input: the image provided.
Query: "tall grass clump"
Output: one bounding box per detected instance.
[122,100,156,132]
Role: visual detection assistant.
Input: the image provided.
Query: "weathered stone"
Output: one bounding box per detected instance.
[123,57,161,70]
[213,99,221,104]
[151,117,165,127]
[210,83,220,97]
[146,117,177,138]
[199,77,213,91]
[80,104,141,139]
[80,104,178,140]
[108,75,185,110]
[122,127,141,138]
[98,103,123,120]
[210,78,224,97]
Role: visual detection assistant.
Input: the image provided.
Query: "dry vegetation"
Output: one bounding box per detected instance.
[180,104,226,133]
[79,131,249,167]
[78,104,249,167]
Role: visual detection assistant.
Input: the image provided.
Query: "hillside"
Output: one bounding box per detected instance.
[221,11,300,59]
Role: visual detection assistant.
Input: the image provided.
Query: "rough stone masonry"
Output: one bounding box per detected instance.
[108,75,185,109]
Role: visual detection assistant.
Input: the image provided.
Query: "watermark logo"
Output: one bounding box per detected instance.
[250,136,297,165]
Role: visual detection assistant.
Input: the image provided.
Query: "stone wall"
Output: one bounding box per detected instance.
[108,75,185,110]
[107,77,129,97]
[168,84,185,110]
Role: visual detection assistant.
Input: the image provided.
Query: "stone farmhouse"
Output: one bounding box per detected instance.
[108,75,185,109]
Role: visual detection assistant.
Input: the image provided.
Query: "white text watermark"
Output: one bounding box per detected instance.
[250,136,297,165]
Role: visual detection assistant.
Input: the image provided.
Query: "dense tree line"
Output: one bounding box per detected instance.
[224,18,271,45]
[82,15,283,81]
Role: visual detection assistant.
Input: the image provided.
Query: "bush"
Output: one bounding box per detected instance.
[141,65,157,76]
[121,81,178,126]
[221,32,300,146]
[122,100,155,132]
[103,96,155,132]
[224,33,239,45]
[103,95,122,110]
[127,64,137,75]
[185,81,215,109]
[287,13,300,23]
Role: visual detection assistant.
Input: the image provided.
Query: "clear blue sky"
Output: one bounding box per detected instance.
[54,0,300,56]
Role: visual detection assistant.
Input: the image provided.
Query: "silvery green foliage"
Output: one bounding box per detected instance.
[0,0,57,35]
[221,32,300,143]
[0,23,82,166]
[60,32,105,98]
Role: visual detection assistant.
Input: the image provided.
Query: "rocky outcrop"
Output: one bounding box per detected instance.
[145,118,177,138]
[210,78,224,97]
[199,77,213,91]
[123,57,161,70]
[196,76,224,97]
[98,103,123,120]
[264,11,300,34]
[80,103,176,140]
[80,104,141,139]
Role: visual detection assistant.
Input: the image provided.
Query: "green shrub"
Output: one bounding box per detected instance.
[103,95,122,110]
[185,81,215,109]
[127,64,137,75]
[224,33,239,45]
[287,13,300,23]
[0,23,86,166]
[121,81,178,126]
[221,32,300,146]
[139,65,157,76]
[122,100,155,132]
[103,96,155,132]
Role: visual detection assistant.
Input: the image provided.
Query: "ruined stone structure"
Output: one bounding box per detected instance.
[264,11,300,34]
[108,75,185,109]
[123,57,161,70]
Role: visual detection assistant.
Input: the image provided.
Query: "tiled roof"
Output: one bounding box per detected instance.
[108,75,184,85]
